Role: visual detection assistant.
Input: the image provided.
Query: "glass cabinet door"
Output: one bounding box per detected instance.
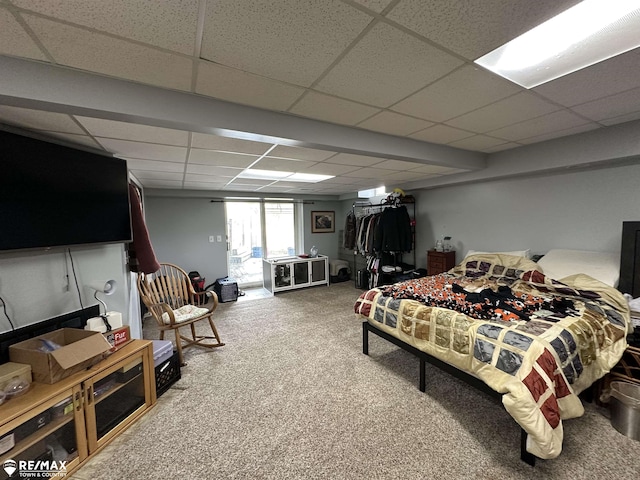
[0,386,86,480]
[311,259,326,282]
[84,351,148,453]
[273,264,291,288]
[293,262,309,285]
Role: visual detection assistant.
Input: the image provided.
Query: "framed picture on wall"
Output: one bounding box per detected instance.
[311,211,335,233]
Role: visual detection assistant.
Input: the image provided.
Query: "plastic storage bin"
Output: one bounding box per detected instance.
[610,381,640,441]
[155,351,181,397]
[152,340,174,368]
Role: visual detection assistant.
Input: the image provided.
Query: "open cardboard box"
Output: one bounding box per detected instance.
[9,328,112,384]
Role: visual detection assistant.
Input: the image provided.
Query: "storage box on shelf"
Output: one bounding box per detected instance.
[0,340,156,479]
[9,329,112,384]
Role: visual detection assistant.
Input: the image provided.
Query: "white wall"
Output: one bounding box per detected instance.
[413,162,640,269]
[144,197,228,284]
[144,196,343,285]
[0,244,130,334]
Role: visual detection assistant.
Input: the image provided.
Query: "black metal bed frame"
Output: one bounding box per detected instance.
[362,320,537,466]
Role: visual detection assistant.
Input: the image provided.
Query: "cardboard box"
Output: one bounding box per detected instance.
[9,328,112,384]
[0,362,32,391]
[102,325,131,352]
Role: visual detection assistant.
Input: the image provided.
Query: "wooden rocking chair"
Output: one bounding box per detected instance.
[137,263,225,366]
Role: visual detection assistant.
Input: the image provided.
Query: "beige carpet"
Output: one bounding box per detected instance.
[70,283,639,480]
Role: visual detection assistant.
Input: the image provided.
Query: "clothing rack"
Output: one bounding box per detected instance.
[347,196,416,289]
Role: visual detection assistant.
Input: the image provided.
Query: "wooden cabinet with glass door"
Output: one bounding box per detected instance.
[0,339,155,479]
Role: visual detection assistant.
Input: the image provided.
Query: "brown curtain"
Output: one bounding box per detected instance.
[127,183,160,274]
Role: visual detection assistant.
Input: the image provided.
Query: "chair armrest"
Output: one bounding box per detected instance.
[195,290,219,312]
[148,301,177,325]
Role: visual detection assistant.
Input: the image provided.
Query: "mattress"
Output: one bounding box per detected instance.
[354,253,630,459]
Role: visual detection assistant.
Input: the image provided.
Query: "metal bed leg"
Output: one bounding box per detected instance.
[419,357,426,392]
[362,321,369,355]
[520,428,536,466]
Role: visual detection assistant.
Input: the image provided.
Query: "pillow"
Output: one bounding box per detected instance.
[537,249,620,287]
[161,304,209,325]
[465,249,530,259]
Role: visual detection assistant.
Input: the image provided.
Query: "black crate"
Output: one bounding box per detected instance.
[155,350,181,397]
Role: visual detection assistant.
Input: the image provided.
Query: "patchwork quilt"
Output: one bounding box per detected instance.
[354,254,630,459]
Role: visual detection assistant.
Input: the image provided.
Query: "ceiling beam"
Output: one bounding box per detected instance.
[0,55,485,171]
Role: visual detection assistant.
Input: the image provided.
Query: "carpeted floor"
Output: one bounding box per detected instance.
[70,283,639,479]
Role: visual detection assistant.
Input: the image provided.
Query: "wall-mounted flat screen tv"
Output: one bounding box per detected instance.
[0,129,132,251]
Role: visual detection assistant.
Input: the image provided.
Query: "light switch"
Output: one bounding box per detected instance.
[217,235,222,242]
[209,236,215,243]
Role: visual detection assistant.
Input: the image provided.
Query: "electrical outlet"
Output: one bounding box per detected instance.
[217,235,222,242]
[209,236,215,243]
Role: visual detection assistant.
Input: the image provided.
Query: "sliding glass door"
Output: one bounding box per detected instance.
[225,200,299,288]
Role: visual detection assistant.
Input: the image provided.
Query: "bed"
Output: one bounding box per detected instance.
[354,251,631,463]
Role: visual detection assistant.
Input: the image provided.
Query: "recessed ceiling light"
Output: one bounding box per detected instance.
[475,0,640,88]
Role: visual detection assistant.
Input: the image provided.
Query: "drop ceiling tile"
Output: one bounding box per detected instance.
[124,159,185,172]
[489,111,595,142]
[0,105,84,133]
[227,178,273,186]
[534,49,640,107]
[39,131,103,149]
[186,164,242,177]
[374,159,423,170]
[409,125,474,144]
[299,163,362,176]
[139,179,183,188]
[184,173,230,184]
[316,22,463,107]
[0,7,47,60]
[269,145,336,162]
[76,116,189,146]
[448,135,508,152]
[324,153,385,167]
[190,133,272,154]
[321,175,367,185]
[96,138,187,161]
[357,111,434,136]
[196,61,306,111]
[392,65,521,122]
[343,167,392,179]
[24,15,193,91]
[571,87,640,122]
[386,0,580,60]
[201,0,372,87]
[183,181,227,189]
[289,91,380,126]
[352,0,394,13]
[130,170,183,181]
[254,157,316,172]
[189,150,258,167]
[517,123,599,145]
[445,92,561,133]
[223,184,262,191]
[12,0,199,55]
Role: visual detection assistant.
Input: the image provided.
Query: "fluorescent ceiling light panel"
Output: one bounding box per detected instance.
[237,169,334,183]
[237,169,292,180]
[286,173,334,183]
[475,0,640,88]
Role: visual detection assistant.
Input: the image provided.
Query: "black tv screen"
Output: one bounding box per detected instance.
[0,130,132,251]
